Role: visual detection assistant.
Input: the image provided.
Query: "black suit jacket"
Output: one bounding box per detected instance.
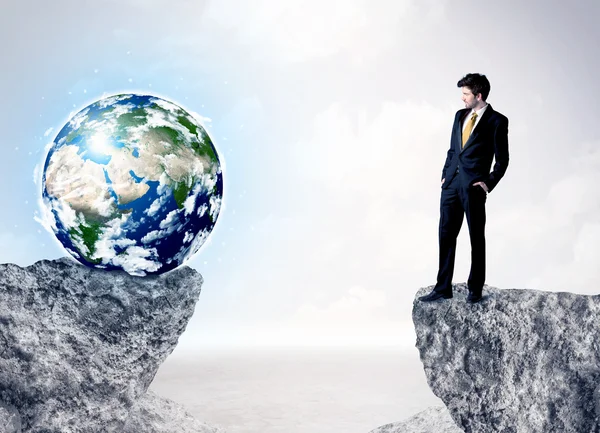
[441,104,509,193]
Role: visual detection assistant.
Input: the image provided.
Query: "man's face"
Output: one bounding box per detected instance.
[461,87,480,109]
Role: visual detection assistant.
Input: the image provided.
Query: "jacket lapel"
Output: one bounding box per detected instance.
[460,104,494,153]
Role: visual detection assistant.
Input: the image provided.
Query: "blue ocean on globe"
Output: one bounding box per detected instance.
[41,94,223,276]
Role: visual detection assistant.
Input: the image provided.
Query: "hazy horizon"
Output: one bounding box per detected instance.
[151,345,441,433]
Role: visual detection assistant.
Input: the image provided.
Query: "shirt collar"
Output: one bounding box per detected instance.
[470,103,488,118]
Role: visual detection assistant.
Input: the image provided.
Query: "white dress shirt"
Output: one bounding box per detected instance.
[462,103,488,133]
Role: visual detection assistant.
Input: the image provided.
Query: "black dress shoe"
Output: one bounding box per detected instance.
[466,293,482,303]
[419,291,453,302]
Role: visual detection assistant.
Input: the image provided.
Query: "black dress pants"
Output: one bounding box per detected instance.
[434,173,487,295]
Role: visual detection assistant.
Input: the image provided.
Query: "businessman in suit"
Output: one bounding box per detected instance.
[420,73,509,304]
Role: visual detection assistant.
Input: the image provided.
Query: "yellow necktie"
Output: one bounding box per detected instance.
[462,112,478,148]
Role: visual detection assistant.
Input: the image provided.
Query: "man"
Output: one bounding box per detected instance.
[420,73,509,304]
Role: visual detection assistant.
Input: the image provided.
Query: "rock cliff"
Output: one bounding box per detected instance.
[0,258,222,433]
[369,406,461,433]
[124,390,224,433]
[413,283,600,433]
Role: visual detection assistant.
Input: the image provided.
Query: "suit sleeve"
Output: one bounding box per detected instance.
[485,116,509,192]
[441,112,459,181]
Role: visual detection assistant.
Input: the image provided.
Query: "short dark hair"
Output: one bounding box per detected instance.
[457,73,491,101]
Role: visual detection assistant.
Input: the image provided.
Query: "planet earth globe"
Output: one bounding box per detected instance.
[41,93,223,276]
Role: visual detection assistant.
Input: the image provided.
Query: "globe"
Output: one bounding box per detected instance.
[41,94,223,276]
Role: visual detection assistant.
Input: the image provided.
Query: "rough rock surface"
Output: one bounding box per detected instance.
[413,283,600,433]
[0,258,205,433]
[369,406,461,433]
[124,390,225,433]
[0,401,21,433]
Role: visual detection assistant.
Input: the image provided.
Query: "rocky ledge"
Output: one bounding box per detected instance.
[0,258,222,433]
[413,283,600,433]
[368,406,461,433]
[124,390,224,433]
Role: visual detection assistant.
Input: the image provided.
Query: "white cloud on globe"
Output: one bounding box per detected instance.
[159,210,179,229]
[145,194,169,218]
[184,184,203,216]
[111,245,162,276]
[183,231,193,244]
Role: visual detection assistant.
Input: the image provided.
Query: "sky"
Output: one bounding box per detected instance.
[1,0,600,350]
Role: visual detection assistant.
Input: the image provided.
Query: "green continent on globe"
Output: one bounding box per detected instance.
[41,94,223,276]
